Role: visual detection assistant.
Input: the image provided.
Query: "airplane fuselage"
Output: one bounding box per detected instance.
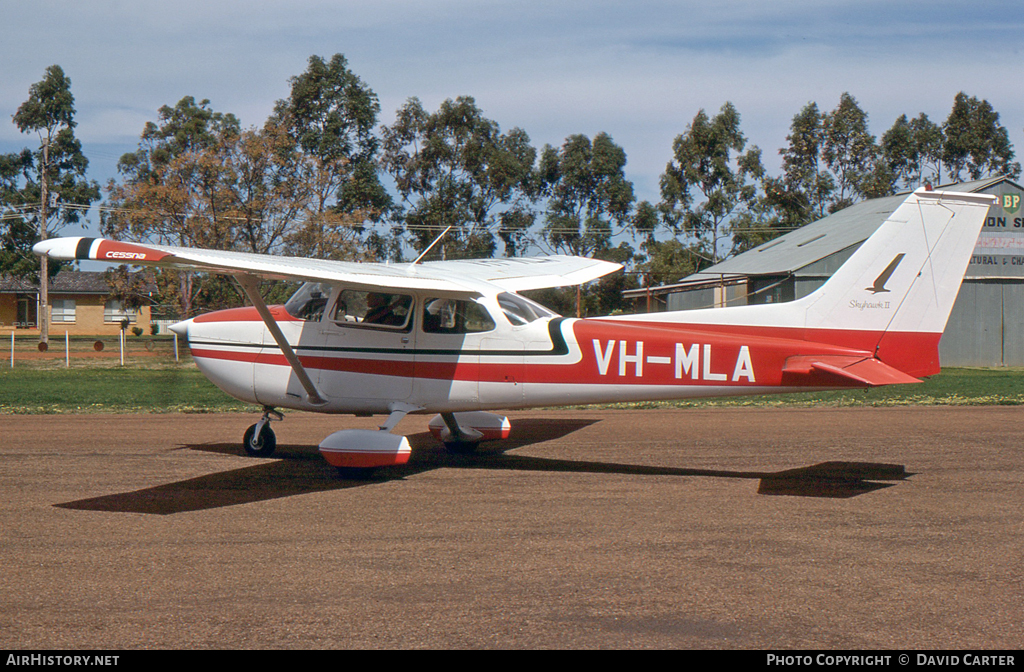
[182,291,934,416]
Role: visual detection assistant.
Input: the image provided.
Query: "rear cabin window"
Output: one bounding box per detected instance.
[423,298,495,334]
[497,292,556,325]
[332,290,413,331]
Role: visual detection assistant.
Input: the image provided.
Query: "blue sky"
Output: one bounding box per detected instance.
[2,0,1023,244]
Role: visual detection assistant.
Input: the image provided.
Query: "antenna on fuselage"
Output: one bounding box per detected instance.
[411,225,452,265]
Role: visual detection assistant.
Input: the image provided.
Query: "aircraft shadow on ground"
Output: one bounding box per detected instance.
[55,418,911,515]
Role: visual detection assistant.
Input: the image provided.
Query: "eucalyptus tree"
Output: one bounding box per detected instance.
[220,123,297,255]
[381,96,539,260]
[908,113,946,186]
[1,65,100,342]
[103,96,241,317]
[0,156,41,278]
[269,54,393,259]
[820,93,881,211]
[106,94,241,249]
[879,113,950,190]
[877,114,917,191]
[540,132,634,259]
[659,103,764,265]
[767,94,886,224]
[942,92,1020,182]
[530,132,636,317]
[764,101,835,227]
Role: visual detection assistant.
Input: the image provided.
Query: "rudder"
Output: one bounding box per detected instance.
[801,188,994,376]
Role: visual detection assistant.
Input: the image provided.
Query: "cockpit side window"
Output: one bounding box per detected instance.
[332,289,413,331]
[496,292,556,326]
[423,297,496,334]
[284,282,332,321]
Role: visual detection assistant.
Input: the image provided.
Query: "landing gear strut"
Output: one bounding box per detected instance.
[243,407,282,457]
[439,412,480,452]
[427,412,510,451]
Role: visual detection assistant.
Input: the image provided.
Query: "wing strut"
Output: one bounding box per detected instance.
[236,274,327,406]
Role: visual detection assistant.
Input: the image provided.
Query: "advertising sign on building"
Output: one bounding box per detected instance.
[967,184,1024,278]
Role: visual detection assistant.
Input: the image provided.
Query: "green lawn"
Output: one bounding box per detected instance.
[0,364,1021,414]
[0,366,251,414]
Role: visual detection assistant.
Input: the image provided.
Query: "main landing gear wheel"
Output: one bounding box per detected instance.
[243,423,277,457]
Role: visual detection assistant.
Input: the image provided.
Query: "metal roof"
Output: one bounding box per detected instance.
[0,271,115,295]
[693,193,908,278]
[933,175,1011,193]
[679,177,1022,283]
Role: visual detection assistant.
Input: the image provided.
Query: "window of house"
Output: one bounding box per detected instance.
[104,299,136,323]
[16,296,37,328]
[51,299,76,323]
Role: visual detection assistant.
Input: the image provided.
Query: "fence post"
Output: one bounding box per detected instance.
[65,331,69,368]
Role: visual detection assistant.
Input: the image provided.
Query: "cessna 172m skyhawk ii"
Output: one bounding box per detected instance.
[35,189,994,476]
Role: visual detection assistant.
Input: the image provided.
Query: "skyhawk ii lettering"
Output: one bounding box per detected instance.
[33,189,995,478]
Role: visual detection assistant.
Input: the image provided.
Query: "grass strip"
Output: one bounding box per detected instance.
[0,365,1021,414]
[0,366,251,414]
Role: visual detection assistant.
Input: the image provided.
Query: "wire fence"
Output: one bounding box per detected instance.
[5,331,188,368]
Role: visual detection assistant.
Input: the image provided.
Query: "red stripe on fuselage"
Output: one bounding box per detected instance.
[602,319,941,379]
[188,308,938,389]
[191,323,936,389]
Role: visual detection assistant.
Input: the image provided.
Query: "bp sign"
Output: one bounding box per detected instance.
[968,184,1024,278]
[1001,193,1020,214]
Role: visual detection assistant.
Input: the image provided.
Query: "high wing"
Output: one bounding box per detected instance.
[416,256,624,292]
[32,237,622,294]
[33,236,620,410]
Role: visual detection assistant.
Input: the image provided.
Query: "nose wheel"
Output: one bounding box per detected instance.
[243,407,281,457]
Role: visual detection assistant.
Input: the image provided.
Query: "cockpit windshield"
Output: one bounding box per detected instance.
[497,292,557,326]
[284,282,332,321]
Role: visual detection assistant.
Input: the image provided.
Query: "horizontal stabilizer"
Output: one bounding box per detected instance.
[784,355,922,387]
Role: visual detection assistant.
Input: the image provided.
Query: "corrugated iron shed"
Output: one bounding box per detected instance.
[677,176,1012,283]
[691,193,908,279]
[628,177,1024,366]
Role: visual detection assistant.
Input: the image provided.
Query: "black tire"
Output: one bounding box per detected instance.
[243,423,276,457]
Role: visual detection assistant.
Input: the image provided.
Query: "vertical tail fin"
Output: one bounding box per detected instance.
[801,188,994,374]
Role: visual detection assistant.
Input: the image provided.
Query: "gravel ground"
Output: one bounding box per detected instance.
[1,406,1021,649]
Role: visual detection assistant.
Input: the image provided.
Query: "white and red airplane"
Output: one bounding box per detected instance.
[34,189,994,477]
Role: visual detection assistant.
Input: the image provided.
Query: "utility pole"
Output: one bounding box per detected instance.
[38,137,49,345]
